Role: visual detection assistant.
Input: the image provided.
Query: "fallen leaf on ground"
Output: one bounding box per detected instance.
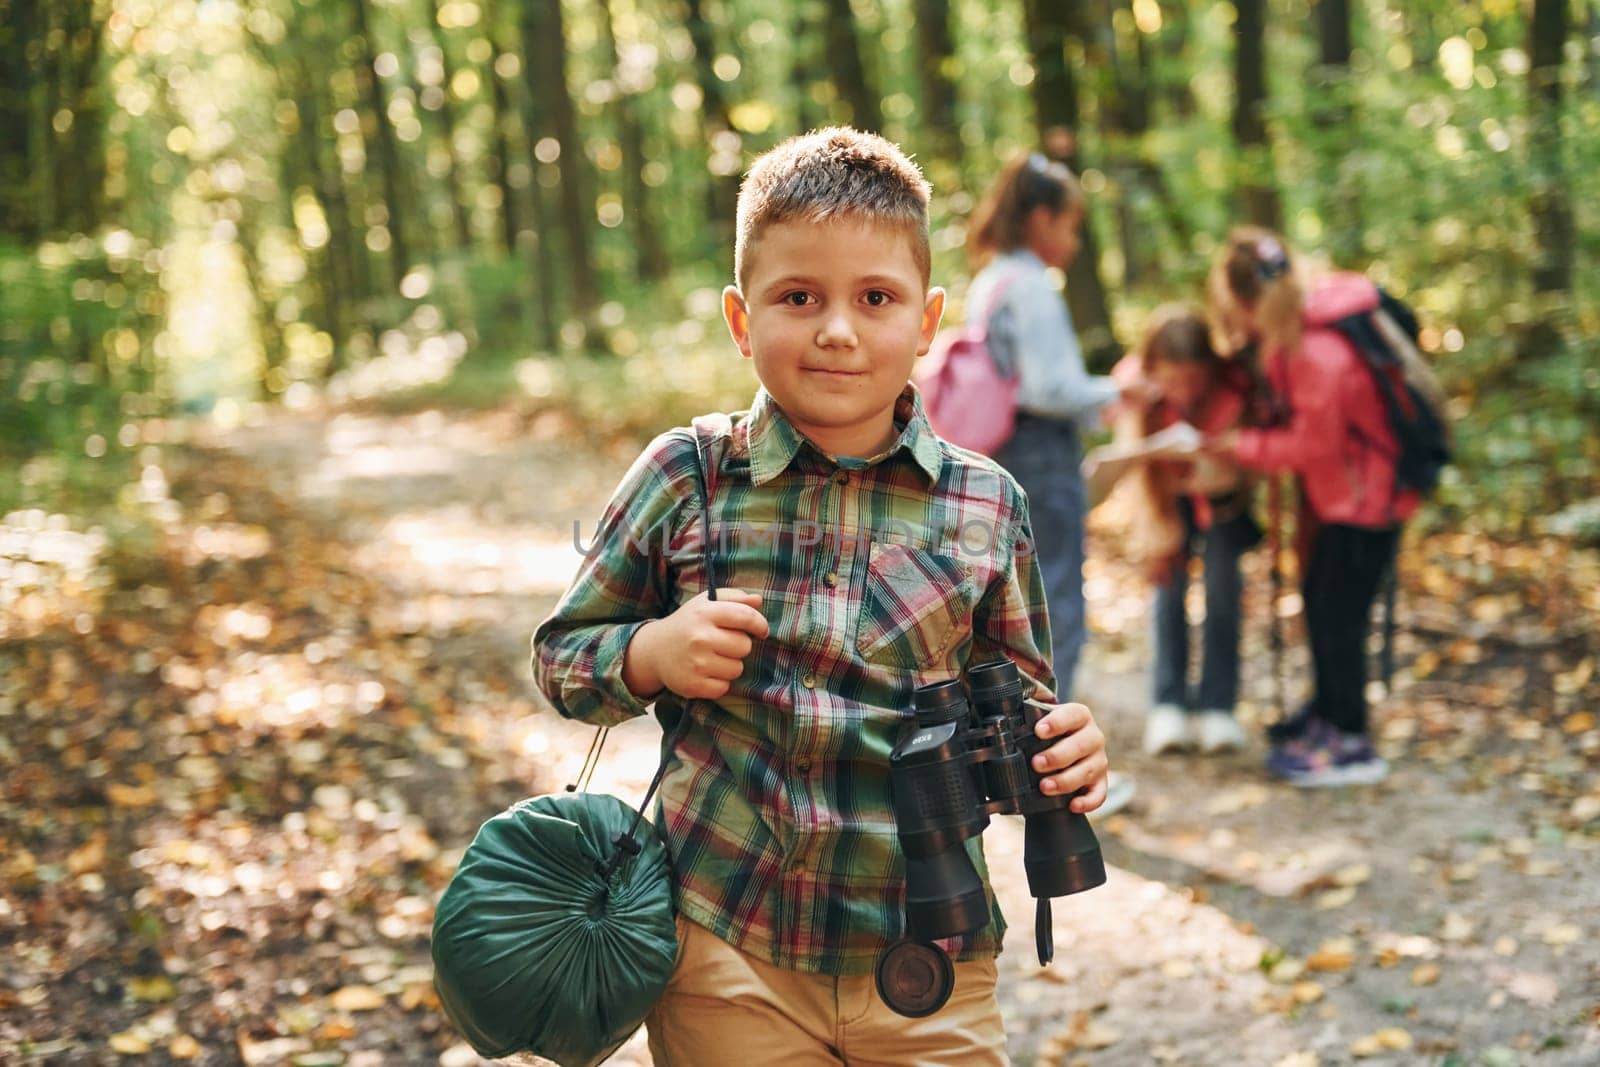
[1506,971,1559,1006]
[1306,947,1355,972]
[108,782,159,808]
[127,976,177,1002]
[1292,981,1324,1004]
[1439,913,1475,942]
[1316,886,1357,910]
[109,1031,152,1054]
[1351,1028,1413,1057]
[1541,923,1581,947]
[327,984,386,1011]
[68,831,107,875]
[1160,958,1195,979]
[1334,863,1372,886]
[1411,963,1440,987]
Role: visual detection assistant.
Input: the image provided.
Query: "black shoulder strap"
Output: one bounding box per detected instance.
[588,421,722,881]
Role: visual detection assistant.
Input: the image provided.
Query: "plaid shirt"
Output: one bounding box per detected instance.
[532,386,1057,975]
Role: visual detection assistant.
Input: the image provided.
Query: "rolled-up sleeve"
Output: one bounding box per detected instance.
[992,271,1119,426]
[531,430,694,726]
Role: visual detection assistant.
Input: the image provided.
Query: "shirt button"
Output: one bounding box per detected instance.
[824,572,838,588]
[788,854,805,872]
[801,672,818,689]
[834,471,850,486]
[796,757,812,774]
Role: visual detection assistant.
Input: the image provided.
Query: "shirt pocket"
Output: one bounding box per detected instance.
[855,542,975,670]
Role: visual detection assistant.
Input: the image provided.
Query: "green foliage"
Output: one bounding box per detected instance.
[0,240,160,518]
[1,0,1596,538]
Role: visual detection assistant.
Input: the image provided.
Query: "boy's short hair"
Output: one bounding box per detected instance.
[734,127,932,290]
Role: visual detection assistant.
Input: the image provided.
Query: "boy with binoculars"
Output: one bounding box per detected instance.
[533,128,1110,1064]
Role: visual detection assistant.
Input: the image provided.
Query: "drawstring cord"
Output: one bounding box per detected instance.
[581,425,717,884]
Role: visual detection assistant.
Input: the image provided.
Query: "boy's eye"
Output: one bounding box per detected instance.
[782,291,813,307]
[863,290,892,307]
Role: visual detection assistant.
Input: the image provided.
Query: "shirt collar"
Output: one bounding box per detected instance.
[745,386,943,487]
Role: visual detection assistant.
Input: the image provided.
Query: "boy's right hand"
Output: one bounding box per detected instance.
[622,589,769,700]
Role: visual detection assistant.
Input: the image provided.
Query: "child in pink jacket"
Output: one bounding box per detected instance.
[1206,228,1413,787]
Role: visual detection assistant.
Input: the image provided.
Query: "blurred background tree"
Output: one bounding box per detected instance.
[2,0,1597,536]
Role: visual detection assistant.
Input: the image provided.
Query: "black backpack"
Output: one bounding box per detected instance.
[1329,289,1453,497]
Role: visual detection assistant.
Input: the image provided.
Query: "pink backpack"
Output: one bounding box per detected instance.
[914,272,1023,455]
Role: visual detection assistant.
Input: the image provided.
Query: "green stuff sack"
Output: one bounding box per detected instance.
[431,792,678,1066]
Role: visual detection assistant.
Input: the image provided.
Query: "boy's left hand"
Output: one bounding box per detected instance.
[1031,703,1109,813]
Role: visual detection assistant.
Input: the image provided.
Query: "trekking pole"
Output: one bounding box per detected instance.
[1267,474,1286,723]
[1379,556,1398,695]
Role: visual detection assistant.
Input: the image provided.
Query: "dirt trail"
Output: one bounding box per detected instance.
[215,406,1599,1067]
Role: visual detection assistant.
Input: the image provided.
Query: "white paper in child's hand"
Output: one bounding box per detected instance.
[1146,422,1201,456]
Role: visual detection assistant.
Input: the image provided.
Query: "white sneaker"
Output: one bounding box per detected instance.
[1090,771,1136,820]
[1196,711,1248,754]
[1143,703,1191,755]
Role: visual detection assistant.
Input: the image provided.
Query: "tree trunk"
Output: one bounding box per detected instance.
[58,0,106,236]
[0,0,40,240]
[425,0,474,250]
[522,0,600,333]
[246,11,351,353]
[597,0,667,281]
[1313,0,1361,266]
[31,3,60,236]
[1589,3,1600,91]
[1156,0,1196,118]
[790,0,820,132]
[351,0,412,282]
[1528,0,1572,297]
[913,0,960,168]
[1021,0,1119,367]
[683,0,738,248]
[1519,0,1572,361]
[1231,0,1282,230]
[1104,0,1156,287]
[821,0,883,131]
[485,9,521,259]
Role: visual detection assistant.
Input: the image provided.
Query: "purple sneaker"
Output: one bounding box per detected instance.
[1265,719,1389,788]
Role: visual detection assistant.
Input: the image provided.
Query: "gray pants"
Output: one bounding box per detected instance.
[1152,497,1249,714]
[993,414,1087,700]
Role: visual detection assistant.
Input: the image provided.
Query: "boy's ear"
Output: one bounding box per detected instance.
[723,286,753,358]
[916,287,947,357]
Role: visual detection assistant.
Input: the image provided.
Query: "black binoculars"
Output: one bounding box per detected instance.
[874,660,1107,1017]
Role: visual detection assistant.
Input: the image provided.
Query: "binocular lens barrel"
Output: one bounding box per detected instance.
[912,679,968,726]
[903,851,991,939]
[1023,807,1108,899]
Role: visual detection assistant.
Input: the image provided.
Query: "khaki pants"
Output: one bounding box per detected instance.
[645,918,1009,1066]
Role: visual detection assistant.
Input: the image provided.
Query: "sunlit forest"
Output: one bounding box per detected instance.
[4,1,1600,1063]
[4,0,1598,532]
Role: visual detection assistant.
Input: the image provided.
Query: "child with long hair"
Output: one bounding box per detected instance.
[963,152,1146,816]
[1204,227,1414,787]
[1087,306,1259,756]
[963,153,1147,700]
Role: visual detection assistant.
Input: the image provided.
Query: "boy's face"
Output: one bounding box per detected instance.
[723,218,944,459]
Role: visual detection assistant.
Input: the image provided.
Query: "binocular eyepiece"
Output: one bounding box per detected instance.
[874,660,1107,1017]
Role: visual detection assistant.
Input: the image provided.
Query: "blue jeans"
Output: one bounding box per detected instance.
[1152,497,1252,714]
[994,413,1086,699]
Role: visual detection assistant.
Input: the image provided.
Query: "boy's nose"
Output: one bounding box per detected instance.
[816,311,858,348]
